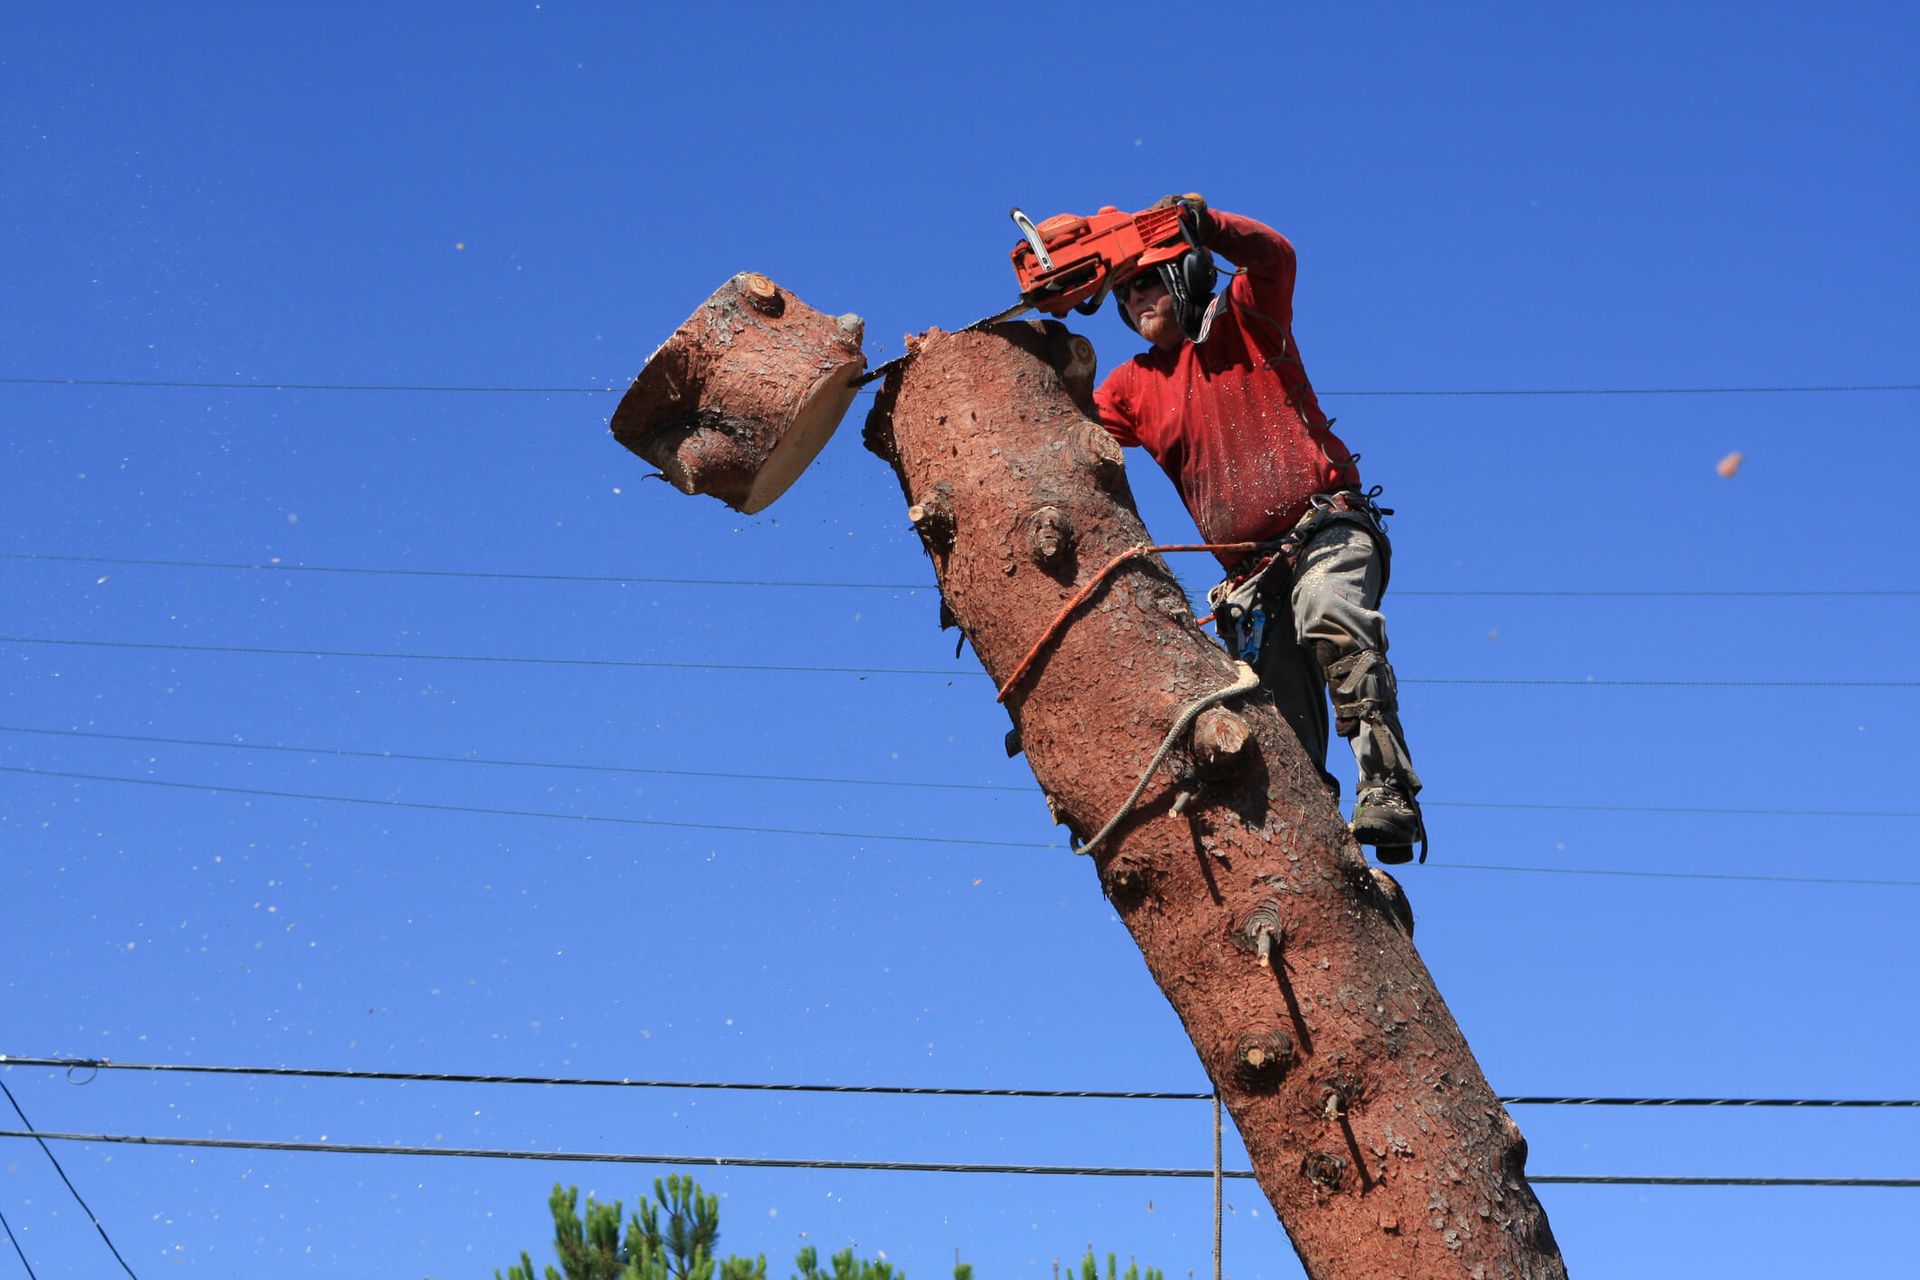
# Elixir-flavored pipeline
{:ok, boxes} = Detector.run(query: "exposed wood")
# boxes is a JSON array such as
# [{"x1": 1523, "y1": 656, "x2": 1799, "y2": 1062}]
[
  {"x1": 863, "y1": 320, "x2": 1567, "y2": 1280},
  {"x1": 611, "y1": 272, "x2": 866, "y2": 513}
]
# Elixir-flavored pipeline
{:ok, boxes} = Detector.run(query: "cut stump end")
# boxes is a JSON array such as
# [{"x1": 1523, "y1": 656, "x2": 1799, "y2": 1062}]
[{"x1": 611, "y1": 272, "x2": 866, "y2": 513}]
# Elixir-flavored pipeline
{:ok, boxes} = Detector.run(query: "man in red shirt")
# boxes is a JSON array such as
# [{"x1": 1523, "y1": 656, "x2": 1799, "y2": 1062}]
[{"x1": 1093, "y1": 196, "x2": 1424, "y2": 862}]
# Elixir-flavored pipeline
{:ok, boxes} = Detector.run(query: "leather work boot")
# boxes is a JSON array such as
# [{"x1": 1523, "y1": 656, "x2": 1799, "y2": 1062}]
[{"x1": 1351, "y1": 784, "x2": 1421, "y2": 864}]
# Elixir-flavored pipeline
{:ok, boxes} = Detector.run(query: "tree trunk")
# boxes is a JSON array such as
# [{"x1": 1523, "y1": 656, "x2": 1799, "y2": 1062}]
[
  {"x1": 862, "y1": 322, "x2": 1568, "y2": 1280},
  {"x1": 611, "y1": 272, "x2": 866, "y2": 513}
]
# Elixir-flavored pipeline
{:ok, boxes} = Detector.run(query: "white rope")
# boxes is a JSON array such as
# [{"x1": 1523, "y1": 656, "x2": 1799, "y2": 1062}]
[{"x1": 1077, "y1": 662, "x2": 1259, "y2": 857}]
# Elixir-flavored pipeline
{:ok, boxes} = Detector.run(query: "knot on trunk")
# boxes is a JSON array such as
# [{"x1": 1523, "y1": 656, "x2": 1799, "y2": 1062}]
[
  {"x1": 1234, "y1": 899, "x2": 1285, "y2": 968},
  {"x1": 739, "y1": 272, "x2": 786, "y2": 316},
  {"x1": 1070, "y1": 420, "x2": 1127, "y2": 493},
  {"x1": 1233, "y1": 1028, "x2": 1295, "y2": 1089},
  {"x1": 1191, "y1": 707, "x2": 1253, "y2": 780},
  {"x1": 1026, "y1": 505, "x2": 1075, "y2": 574},
  {"x1": 1369, "y1": 867, "x2": 1415, "y2": 938},
  {"x1": 1100, "y1": 859, "x2": 1152, "y2": 911},
  {"x1": 908, "y1": 486, "x2": 956, "y2": 554},
  {"x1": 1302, "y1": 1151, "x2": 1347, "y2": 1190}
]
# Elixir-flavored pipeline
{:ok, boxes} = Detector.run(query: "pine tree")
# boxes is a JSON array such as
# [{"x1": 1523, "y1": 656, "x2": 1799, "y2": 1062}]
[
  {"x1": 494, "y1": 1175, "x2": 1153, "y2": 1280},
  {"x1": 495, "y1": 1175, "x2": 767, "y2": 1280}
]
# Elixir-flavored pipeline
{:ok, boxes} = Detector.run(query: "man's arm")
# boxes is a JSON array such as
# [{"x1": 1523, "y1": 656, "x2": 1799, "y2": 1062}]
[
  {"x1": 1093, "y1": 367, "x2": 1140, "y2": 448},
  {"x1": 1203, "y1": 208, "x2": 1298, "y2": 330},
  {"x1": 1152, "y1": 193, "x2": 1297, "y2": 292}
]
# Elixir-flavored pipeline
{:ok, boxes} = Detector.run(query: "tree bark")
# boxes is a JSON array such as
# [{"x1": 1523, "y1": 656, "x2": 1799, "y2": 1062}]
[
  {"x1": 611, "y1": 272, "x2": 866, "y2": 513},
  {"x1": 862, "y1": 322, "x2": 1569, "y2": 1280}
]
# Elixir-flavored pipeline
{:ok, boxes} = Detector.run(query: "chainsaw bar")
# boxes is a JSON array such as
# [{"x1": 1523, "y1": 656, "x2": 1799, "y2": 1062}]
[{"x1": 849, "y1": 296, "x2": 1036, "y2": 389}]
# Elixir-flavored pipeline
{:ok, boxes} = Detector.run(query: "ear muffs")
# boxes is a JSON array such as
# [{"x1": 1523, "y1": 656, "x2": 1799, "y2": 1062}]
[
  {"x1": 1175, "y1": 245, "x2": 1218, "y2": 304},
  {"x1": 1164, "y1": 247, "x2": 1221, "y2": 343}
]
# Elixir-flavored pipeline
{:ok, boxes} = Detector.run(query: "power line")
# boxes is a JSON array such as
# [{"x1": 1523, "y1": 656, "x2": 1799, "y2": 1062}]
[
  {"x1": 0, "y1": 1206, "x2": 36, "y2": 1280},
  {"x1": 7, "y1": 723, "x2": 1910, "y2": 820},
  {"x1": 1330, "y1": 384, "x2": 1920, "y2": 399},
  {"x1": 0, "y1": 634, "x2": 962, "y2": 678},
  {"x1": 6, "y1": 765, "x2": 1916, "y2": 887},
  {"x1": 2, "y1": 1129, "x2": 1913, "y2": 1188},
  {"x1": 0, "y1": 766, "x2": 1059, "y2": 851},
  {"x1": 6, "y1": 634, "x2": 1917, "y2": 688},
  {"x1": 6, "y1": 1056, "x2": 1916, "y2": 1110},
  {"x1": 0, "y1": 1057, "x2": 1207, "y2": 1102},
  {"x1": 1431, "y1": 862, "x2": 1920, "y2": 888},
  {"x1": 0, "y1": 552, "x2": 934, "y2": 593},
  {"x1": 1500, "y1": 1095, "x2": 1920, "y2": 1109},
  {"x1": 1525, "y1": 1175, "x2": 1920, "y2": 1188},
  {"x1": 0, "y1": 724, "x2": 1030, "y2": 796},
  {"x1": 6, "y1": 551, "x2": 1917, "y2": 600},
  {"x1": 0, "y1": 1083, "x2": 139, "y2": 1279},
  {"x1": 1429, "y1": 798, "x2": 1919, "y2": 820},
  {"x1": 4, "y1": 374, "x2": 1917, "y2": 398},
  {"x1": 0, "y1": 375, "x2": 610, "y2": 395}
]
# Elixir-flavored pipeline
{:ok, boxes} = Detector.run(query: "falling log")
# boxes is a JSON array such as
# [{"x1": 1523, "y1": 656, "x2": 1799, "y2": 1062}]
[
  {"x1": 611, "y1": 272, "x2": 866, "y2": 513},
  {"x1": 864, "y1": 321, "x2": 1567, "y2": 1280}
]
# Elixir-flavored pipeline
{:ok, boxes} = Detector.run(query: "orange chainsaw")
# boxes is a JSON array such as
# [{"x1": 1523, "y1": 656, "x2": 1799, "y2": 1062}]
[{"x1": 853, "y1": 202, "x2": 1194, "y2": 386}]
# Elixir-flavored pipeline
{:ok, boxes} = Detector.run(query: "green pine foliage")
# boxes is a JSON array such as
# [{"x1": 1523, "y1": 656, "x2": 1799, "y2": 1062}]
[
  {"x1": 494, "y1": 1176, "x2": 767, "y2": 1280},
  {"x1": 494, "y1": 1175, "x2": 1157, "y2": 1280},
  {"x1": 1068, "y1": 1250, "x2": 1162, "y2": 1280}
]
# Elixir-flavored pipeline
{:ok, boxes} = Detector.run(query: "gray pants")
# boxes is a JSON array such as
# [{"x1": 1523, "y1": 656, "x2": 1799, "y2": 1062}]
[{"x1": 1211, "y1": 518, "x2": 1421, "y2": 800}]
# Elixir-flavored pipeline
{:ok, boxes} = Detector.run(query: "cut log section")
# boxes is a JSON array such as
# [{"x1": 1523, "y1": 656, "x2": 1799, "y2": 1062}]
[
  {"x1": 863, "y1": 320, "x2": 1568, "y2": 1280},
  {"x1": 611, "y1": 272, "x2": 866, "y2": 513}
]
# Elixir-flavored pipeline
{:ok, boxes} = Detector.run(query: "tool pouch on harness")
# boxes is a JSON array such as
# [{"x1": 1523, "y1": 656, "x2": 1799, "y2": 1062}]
[
  {"x1": 1205, "y1": 488, "x2": 1394, "y2": 668},
  {"x1": 1207, "y1": 563, "x2": 1279, "y2": 667}
]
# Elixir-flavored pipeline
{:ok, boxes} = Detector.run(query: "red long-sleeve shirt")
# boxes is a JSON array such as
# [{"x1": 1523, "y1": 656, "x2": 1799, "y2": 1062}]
[{"x1": 1093, "y1": 210, "x2": 1359, "y2": 567}]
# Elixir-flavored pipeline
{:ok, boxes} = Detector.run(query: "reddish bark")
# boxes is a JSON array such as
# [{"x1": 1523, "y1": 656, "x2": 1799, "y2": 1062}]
[
  {"x1": 863, "y1": 322, "x2": 1568, "y2": 1280},
  {"x1": 611, "y1": 272, "x2": 866, "y2": 513}
]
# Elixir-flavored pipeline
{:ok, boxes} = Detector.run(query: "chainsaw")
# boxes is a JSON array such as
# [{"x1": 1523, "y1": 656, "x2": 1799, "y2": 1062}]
[{"x1": 852, "y1": 202, "x2": 1194, "y2": 387}]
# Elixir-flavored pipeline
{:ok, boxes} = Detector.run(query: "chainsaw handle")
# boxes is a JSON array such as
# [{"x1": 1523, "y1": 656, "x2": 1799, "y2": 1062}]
[{"x1": 1175, "y1": 198, "x2": 1206, "y2": 250}]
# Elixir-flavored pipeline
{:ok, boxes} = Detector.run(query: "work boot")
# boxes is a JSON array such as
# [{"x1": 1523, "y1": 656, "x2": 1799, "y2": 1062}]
[{"x1": 1351, "y1": 784, "x2": 1421, "y2": 864}]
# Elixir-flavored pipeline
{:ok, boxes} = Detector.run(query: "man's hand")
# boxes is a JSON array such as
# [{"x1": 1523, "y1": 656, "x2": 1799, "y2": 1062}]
[{"x1": 1153, "y1": 192, "x2": 1213, "y2": 240}]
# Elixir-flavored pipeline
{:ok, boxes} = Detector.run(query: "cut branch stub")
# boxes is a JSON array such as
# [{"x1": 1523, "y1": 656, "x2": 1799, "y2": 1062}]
[
  {"x1": 1191, "y1": 706, "x2": 1253, "y2": 779},
  {"x1": 611, "y1": 272, "x2": 866, "y2": 513}
]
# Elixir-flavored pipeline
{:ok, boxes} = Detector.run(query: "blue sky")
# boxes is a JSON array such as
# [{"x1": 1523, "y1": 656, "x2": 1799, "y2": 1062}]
[{"x1": 3, "y1": 3, "x2": 1917, "y2": 1277}]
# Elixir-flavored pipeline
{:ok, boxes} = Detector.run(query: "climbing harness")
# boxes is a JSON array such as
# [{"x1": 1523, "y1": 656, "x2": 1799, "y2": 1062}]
[{"x1": 1207, "y1": 487, "x2": 1394, "y2": 668}]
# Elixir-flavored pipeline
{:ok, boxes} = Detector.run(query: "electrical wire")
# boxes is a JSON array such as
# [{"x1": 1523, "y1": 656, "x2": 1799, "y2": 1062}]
[
  {"x1": 2, "y1": 724, "x2": 1914, "y2": 821},
  {"x1": 1, "y1": 1129, "x2": 1913, "y2": 1187},
  {"x1": 0, "y1": 1083, "x2": 138, "y2": 1279},
  {"x1": 1428, "y1": 862, "x2": 1920, "y2": 888},
  {"x1": 0, "y1": 1206, "x2": 36, "y2": 1280},
  {"x1": 0, "y1": 375, "x2": 610, "y2": 395},
  {"x1": 4, "y1": 374, "x2": 1917, "y2": 398},
  {"x1": 5, "y1": 1056, "x2": 1915, "y2": 1110},
  {"x1": 0, "y1": 724, "x2": 1030, "y2": 796},
  {"x1": 0, "y1": 765, "x2": 1059, "y2": 851},
  {"x1": 6, "y1": 551, "x2": 1917, "y2": 599},
  {"x1": 0, "y1": 1056, "x2": 1211, "y2": 1100},
  {"x1": 5, "y1": 765, "x2": 1916, "y2": 887},
  {"x1": 0, "y1": 552, "x2": 933, "y2": 593},
  {"x1": 5, "y1": 634, "x2": 1917, "y2": 688},
  {"x1": 0, "y1": 634, "x2": 964, "y2": 678}
]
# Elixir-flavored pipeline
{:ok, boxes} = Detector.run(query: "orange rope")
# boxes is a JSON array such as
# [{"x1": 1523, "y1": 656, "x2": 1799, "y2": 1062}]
[{"x1": 994, "y1": 542, "x2": 1259, "y2": 703}]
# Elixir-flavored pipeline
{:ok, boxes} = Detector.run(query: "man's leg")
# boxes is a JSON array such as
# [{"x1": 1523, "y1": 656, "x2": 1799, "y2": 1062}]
[
  {"x1": 1290, "y1": 520, "x2": 1424, "y2": 859},
  {"x1": 1214, "y1": 567, "x2": 1337, "y2": 796},
  {"x1": 1253, "y1": 582, "x2": 1339, "y2": 798}
]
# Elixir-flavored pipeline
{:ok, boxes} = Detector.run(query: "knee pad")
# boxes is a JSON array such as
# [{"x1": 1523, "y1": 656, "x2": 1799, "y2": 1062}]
[{"x1": 1322, "y1": 647, "x2": 1397, "y2": 739}]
